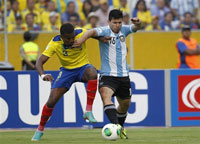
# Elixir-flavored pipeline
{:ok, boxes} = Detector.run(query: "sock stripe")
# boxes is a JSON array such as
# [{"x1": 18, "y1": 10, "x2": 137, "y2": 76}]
[
  {"x1": 117, "y1": 112, "x2": 127, "y2": 118},
  {"x1": 104, "y1": 104, "x2": 116, "y2": 111}
]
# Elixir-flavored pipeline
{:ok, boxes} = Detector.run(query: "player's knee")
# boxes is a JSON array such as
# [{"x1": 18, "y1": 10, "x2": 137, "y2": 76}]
[
  {"x1": 88, "y1": 72, "x2": 97, "y2": 80},
  {"x1": 46, "y1": 101, "x2": 55, "y2": 108}
]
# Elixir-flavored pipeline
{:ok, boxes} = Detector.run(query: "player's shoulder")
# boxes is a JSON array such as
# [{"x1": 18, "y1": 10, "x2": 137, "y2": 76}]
[
  {"x1": 49, "y1": 35, "x2": 63, "y2": 46},
  {"x1": 96, "y1": 25, "x2": 110, "y2": 30},
  {"x1": 95, "y1": 26, "x2": 110, "y2": 34},
  {"x1": 52, "y1": 35, "x2": 62, "y2": 42},
  {"x1": 75, "y1": 27, "x2": 86, "y2": 36}
]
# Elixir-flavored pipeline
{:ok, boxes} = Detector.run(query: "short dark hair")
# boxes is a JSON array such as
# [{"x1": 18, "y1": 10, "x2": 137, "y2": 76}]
[
  {"x1": 108, "y1": 9, "x2": 123, "y2": 21},
  {"x1": 60, "y1": 23, "x2": 74, "y2": 35},
  {"x1": 24, "y1": 31, "x2": 32, "y2": 41}
]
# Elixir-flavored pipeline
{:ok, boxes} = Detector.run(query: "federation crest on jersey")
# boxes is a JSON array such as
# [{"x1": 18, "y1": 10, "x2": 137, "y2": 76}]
[{"x1": 119, "y1": 35, "x2": 125, "y2": 42}]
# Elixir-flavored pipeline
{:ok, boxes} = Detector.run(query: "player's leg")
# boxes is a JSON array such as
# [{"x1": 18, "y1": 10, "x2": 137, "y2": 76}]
[
  {"x1": 80, "y1": 65, "x2": 98, "y2": 123},
  {"x1": 32, "y1": 67, "x2": 75, "y2": 141},
  {"x1": 99, "y1": 76, "x2": 119, "y2": 124},
  {"x1": 32, "y1": 87, "x2": 68, "y2": 141},
  {"x1": 115, "y1": 76, "x2": 131, "y2": 139},
  {"x1": 116, "y1": 98, "x2": 130, "y2": 139},
  {"x1": 116, "y1": 98, "x2": 130, "y2": 127}
]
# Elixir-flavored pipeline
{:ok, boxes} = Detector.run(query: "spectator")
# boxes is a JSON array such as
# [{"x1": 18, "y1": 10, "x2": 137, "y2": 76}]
[
  {"x1": 160, "y1": 11, "x2": 179, "y2": 31},
  {"x1": 118, "y1": 0, "x2": 130, "y2": 13},
  {"x1": 68, "y1": 13, "x2": 79, "y2": 27},
  {"x1": 0, "y1": 5, "x2": 3, "y2": 31},
  {"x1": 52, "y1": 0, "x2": 67, "y2": 14},
  {"x1": 7, "y1": 1, "x2": 21, "y2": 25},
  {"x1": 8, "y1": 14, "x2": 24, "y2": 32},
  {"x1": 122, "y1": 11, "x2": 130, "y2": 25},
  {"x1": 80, "y1": 0, "x2": 93, "y2": 26},
  {"x1": 35, "y1": 0, "x2": 47, "y2": 14},
  {"x1": 61, "y1": 1, "x2": 80, "y2": 25},
  {"x1": 176, "y1": 25, "x2": 200, "y2": 69},
  {"x1": 179, "y1": 12, "x2": 198, "y2": 30},
  {"x1": 84, "y1": 12, "x2": 99, "y2": 29},
  {"x1": 22, "y1": 0, "x2": 41, "y2": 25},
  {"x1": 18, "y1": 0, "x2": 27, "y2": 12},
  {"x1": 150, "y1": 0, "x2": 170, "y2": 23},
  {"x1": 95, "y1": 0, "x2": 111, "y2": 26},
  {"x1": 130, "y1": 0, "x2": 156, "y2": 11},
  {"x1": 197, "y1": 0, "x2": 200, "y2": 27},
  {"x1": 41, "y1": 1, "x2": 61, "y2": 27},
  {"x1": 6, "y1": 1, "x2": 12, "y2": 17},
  {"x1": 132, "y1": 0, "x2": 152, "y2": 29},
  {"x1": 170, "y1": 0, "x2": 199, "y2": 21},
  {"x1": 145, "y1": 15, "x2": 161, "y2": 31},
  {"x1": 90, "y1": 0, "x2": 100, "y2": 11},
  {"x1": 52, "y1": 0, "x2": 79, "y2": 14},
  {"x1": 82, "y1": 0, "x2": 93, "y2": 18},
  {"x1": 43, "y1": 11, "x2": 60, "y2": 32},
  {"x1": 20, "y1": 31, "x2": 40, "y2": 70},
  {"x1": 22, "y1": 13, "x2": 41, "y2": 31}
]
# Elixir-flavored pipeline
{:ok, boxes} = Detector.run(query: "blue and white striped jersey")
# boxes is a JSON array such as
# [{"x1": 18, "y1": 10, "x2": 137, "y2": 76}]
[{"x1": 95, "y1": 24, "x2": 135, "y2": 77}]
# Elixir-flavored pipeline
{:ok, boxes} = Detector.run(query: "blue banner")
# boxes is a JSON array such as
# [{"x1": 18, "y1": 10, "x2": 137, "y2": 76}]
[
  {"x1": 171, "y1": 70, "x2": 200, "y2": 126},
  {"x1": 0, "y1": 70, "x2": 165, "y2": 128}
]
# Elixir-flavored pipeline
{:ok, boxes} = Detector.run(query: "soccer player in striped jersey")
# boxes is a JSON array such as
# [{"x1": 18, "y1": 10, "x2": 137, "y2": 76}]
[
  {"x1": 73, "y1": 9, "x2": 142, "y2": 139},
  {"x1": 32, "y1": 23, "x2": 102, "y2": 141}
]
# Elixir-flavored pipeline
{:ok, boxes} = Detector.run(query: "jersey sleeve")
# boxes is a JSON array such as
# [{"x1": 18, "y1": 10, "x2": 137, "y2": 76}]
[
  {"x1": 177, "y1": 41, "x2": 187, "y2": 54},
  {"x1": 42, "y1": 40, "x2": 56, "y2": 57},
  {"x1": 121, "y1": 24, "x2": 134, "y2": 36},
  {"x1": 75, "y1": 28, "x2": 86, "y2": 39},
  {"x1": 95, "y1": 26, "x2": 109, "y2": 37}
]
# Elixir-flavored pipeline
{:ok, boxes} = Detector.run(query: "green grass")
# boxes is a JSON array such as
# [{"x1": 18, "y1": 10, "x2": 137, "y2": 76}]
[{"x1": 0, "y1": 127, "x2": 200, "y2": 144}]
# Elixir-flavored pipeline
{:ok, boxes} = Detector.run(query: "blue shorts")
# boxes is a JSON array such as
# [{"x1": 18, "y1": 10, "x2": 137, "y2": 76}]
[{"x1": 52, "y1": 64, "x2": 94, "y2": 89}]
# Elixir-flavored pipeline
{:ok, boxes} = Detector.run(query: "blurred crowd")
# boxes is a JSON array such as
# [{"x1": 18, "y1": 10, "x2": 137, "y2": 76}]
[{"x1": 0, "y1": 0, "x2": 200, "y2": 32}]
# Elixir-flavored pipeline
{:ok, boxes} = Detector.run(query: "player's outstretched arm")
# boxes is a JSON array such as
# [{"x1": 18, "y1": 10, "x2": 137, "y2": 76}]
[
  {"x1": 36, "y1": 54, "x2": 54, "y2": 82},
  {"x1": 92, "y1": 36, "x2": 112, "y2": 43},
  {"x1": 131, "y1": 18, "x2": 142, "y2": 31},
  {"x1": 73, "y1": 29, "x2": 98, "y2": 47}
]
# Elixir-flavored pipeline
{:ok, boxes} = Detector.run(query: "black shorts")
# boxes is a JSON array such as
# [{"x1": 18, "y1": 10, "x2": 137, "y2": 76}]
[{"x1": 99, "y1": 75, "x2": 131, "y2": 99}]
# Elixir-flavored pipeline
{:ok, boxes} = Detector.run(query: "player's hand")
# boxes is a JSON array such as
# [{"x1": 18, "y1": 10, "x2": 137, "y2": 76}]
[
  {"x1": 131, "y1": 18, "x2": 140, "y2": 24},
  {"x1": 131, "y1": 18, "x2": 142, "y2": 29},
  {"x1": 72, "y1": 39, "x2": 83, "y2": 48},
  {"x1": 41, "y1": 74, "x2": 54, "y2": 82},
  {"x1": 99, "y1": 36, "x2": 112, "y2": 43},
  {"x1": 131, "y1": 18, "x2": 142, "y2": 27}
]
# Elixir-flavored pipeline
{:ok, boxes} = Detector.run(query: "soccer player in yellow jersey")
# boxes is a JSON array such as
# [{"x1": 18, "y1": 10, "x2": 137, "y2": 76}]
[{"x1": 32, "y1": 23, "x2": 98, "y2": 141}]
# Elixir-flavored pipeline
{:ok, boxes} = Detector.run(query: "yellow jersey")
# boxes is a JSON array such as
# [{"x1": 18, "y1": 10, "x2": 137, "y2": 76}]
[{"x1": 43, "y1": 28, "x2": 89, "y2": 69}]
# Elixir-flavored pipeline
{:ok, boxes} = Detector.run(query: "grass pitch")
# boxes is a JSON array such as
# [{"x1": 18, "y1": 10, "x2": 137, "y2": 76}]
[{"x1": 0, "y1": 127, "x2": 200, "y2": 144}]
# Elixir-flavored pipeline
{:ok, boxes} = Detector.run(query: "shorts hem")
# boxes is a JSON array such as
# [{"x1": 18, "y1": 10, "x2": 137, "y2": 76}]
[{"x1": 99, "y1": 85, "x2": 116, "y2": 93}]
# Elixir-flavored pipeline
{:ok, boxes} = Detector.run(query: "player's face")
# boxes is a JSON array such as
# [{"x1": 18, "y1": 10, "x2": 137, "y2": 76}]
[
  {"x1": 61, "y1": 32, "x2": 75, "y2": 47},
  {"x1": 109, "y1": 18, "x2": 122, "y2": 33},
  {"x1": 182, "y1": 30, "x2": 191, "y2": 39}
]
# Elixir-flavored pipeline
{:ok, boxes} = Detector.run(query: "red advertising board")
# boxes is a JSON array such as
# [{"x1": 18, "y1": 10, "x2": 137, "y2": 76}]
[{"x1": 178, "y1": 75, "x2": 200, "y2": 120}]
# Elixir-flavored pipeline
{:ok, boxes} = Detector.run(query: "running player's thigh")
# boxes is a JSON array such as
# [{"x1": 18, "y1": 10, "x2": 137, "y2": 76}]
[
  {"x1": 81, "y1": 66, "x2": 97, "y2": 82},
  {"x1": 47, "y1": 87, "x2": 68, "y2": 107},
  {"x1": 99, "y1": 86, "x2": 114, "y2": 105}
]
